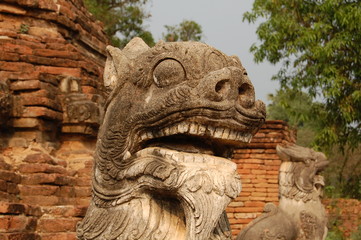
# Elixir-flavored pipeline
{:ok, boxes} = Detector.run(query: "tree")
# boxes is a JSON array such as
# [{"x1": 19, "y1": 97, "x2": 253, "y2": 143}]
[
  {"x1": 267, "y1": 89, "x2": 324, "y2": 147},
  {"x1": 244, "y1": 0, "x2": 361, "y2": 151},
  {"x1": 84, "y1": 0, "x2": 154, "y2": 47},
  {"x1": 163, "y1": 20, "x2": 203, "y2": 42}
]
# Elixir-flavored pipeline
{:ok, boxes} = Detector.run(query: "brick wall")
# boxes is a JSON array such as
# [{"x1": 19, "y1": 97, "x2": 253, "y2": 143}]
[
  {"x1": 0, "y1": 0, "x2": 108, "y2": 146},
  {"x1": 227, "y1": 120, "x2": 296, "y2": 237},
  {"x1": 0, "y1": 141, "x2": 93, "y2": 240}
]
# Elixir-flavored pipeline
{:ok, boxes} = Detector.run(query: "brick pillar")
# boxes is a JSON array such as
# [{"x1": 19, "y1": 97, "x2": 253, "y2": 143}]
[{"x1": 227, "y1": 120, "x2": 295, "y2": 237}]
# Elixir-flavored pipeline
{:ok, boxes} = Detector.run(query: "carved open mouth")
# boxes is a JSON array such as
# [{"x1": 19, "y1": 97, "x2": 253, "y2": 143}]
[{"x1": 138, "y1": 120, "x2": 254, "y2": 159}]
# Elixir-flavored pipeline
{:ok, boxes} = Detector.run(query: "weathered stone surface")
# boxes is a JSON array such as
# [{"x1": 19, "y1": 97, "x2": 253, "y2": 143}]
[
  {"x1": 77, "y1": 38, "x2": 266, "y2": 240},
  {"x1": 59, "y1": 76, "x2": 104, "y2": 136},
  {"x1": 237, "y1": 144, "x2": 329, "y2": 240}
]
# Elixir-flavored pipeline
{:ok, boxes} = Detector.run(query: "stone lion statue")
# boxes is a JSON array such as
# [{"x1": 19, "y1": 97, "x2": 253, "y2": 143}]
[{"x1": 77, "y1": 38, "x2": 266, "y2": 240}]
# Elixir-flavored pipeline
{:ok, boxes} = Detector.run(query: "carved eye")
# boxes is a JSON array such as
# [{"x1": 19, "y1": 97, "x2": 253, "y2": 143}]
[{"x1": 153, "y1": 59, "x2": 185, "y2": 88}]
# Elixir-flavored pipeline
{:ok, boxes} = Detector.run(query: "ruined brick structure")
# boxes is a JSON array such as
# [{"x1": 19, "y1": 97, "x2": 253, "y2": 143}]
[
  {"x1": 0, "y1": 0, "x2": 108, "y2": 146},
  {"x1": 0, "y1": 0, "x2": 106, "y2": 239}
]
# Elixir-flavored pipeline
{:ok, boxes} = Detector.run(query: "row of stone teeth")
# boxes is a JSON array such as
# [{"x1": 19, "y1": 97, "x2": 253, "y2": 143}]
[
  {"x1": 135, "y1": 147, "x2": 236, "y2": 169},
  {"x1": 139, "y1": 122, "x2": 253, "y2": 143}
]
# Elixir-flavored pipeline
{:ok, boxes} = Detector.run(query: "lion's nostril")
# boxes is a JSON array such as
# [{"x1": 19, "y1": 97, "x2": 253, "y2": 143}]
[
  {"x1": 238, "y1": 83, "x2": 255, "y2": 108},
  {"x1": 215, "y1": 79, "x2": 230, "y2": 96},
  {"x1": 238, "y1": 83, "x2": 251, "y2": 96}
]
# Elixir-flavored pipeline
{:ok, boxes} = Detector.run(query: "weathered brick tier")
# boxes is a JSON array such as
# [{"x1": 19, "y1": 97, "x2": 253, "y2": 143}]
[{"x1": 0, "y1": 0, "x2": 108, "y2": 146}]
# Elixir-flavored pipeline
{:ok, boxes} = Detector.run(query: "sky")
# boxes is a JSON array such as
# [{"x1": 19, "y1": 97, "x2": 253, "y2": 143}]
[{"x1": 145, "y1": 0, "x2": 281, "y2": 104}]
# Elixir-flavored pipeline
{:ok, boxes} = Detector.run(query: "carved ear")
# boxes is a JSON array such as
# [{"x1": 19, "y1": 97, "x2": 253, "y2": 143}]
[
  {"x1": 277, "y1": 144, "x2": 316, "y2": 162},
  {"x1": 104, "y1": 38, "x2": 150, "y2": 90},
  {"x1": 122, "y1": 37, "x2": 150, "y2": 59},
  {"x1": 104, "y1": 46, "x2": 129, "y2": 90}
]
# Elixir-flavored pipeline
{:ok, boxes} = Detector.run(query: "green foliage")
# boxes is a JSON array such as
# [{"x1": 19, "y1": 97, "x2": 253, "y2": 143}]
[
  {"x1": 84, "y1": 0, "x2": 154, "y2": 47},
  {"x1": 163, "y1": 20, "x2": 203, "y2": 42},
  {"x1": 19, "y1": 24, "x2": 29, "y2": 34},
  {"x1": 267, "y1": 89, "x2": 324, "y2": 146},
  {"x1": 324, "y1": 146, "x2": 361, "y2": 199},
  {"x1": 326, "y1": 231, "x2": 344, "y2": 240},
  {"x1": 244, "y1": 0, "x2": 361, "y2": 151}
]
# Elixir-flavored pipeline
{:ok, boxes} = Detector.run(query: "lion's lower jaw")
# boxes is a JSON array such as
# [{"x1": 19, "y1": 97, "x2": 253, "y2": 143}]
[{"x1": 77, "y1": 148, "x2": 241, "y2": 240}]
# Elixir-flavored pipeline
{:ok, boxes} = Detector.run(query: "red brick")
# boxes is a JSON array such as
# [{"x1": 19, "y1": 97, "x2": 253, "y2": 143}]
[
  {"x1": 242, "y1": 164, "x2": 260, "y2": 169},
  {"x1": 0, "y1": 70, "x2": 40, "y2": 81},
  {"x1": 75, "y1": 198, "x2": 90, "y2": 206},
  {"x1": 40, "y1": 233, "x2": 77, "y2": 240},
  {"x1": 0, "y1": 52, "x2": 20, "y2": 61},
  {"x1": 6, "y1": 182, "x2": 19, "y2": 194},
  {"x1": 250, "y1": 196, "x2": 266, "y2": 201},
  {"x1": 0, "y1": 216, "x2": 9, "y2": 232},
  {"x1": 244, "y1": 201, "x2": 265, "y2": 207},
  {"x1": 74, "y1": 177, "x2": 91, "y2": 187},
  {"x1": 6, "y1": 232, "x2": 40, "y2": 240},
  {"x1": 267, "y1": 188, "x2": 279, "y2": 193},
  {"x1": 233, "y1": 153, "x2": 250, "y2": 159},
  {"x1": 19, "y1": 185, "x2": 58, "y2": 196},
  {"x1": 251, "y1": 192, "x2": 267, "y2": 197},
  {"x1": 21, "y1": 173, "x2": 53, "y2": 185},
  {"x1": 33, "y1": 49, "x2": 79, "y2": 60},
  {"x1": 20, "y1": 196, "x2": 59, "y2": 206},
  {"x1": 0, "y1": 180, "x2": 7, "y2": 192},
  {"x1": 239, "y1": 159, "x2": 264, "y2": 164},
  {"x1": 57, "y1": 186, "x2": 75, "y2": 198},
  {"x1": 18, "y1": 163, "x2": 66, "y2": 174},
  {"x1": 21, "y1": 55, "x2": 79, "y2": 68},
  {"x1": 0, "y1": 215, "x2": 35, "y2": 232},
  {"x1": 37, "y1": 218, "x2": 80, "y2": 233},
  {"x1": 233, "y1": 149, "x2": 251, "y2": 154},
  {"x1": 0, "y1": 61, "x2": 34, "y2": 72},
  {"x1": 10, "y1": 80, "x2": 41, "y2": 91},
  {"x1": 81, "y1": 86, "x2": 97, "y2": 94},
  {"x1": 237, "y1": 169, "x2": 251, "y2": 174},
  {"x1": 22, "y1": 106, "x2": 63, "y2": 120},
  {"x1": 267, "y1": 179, "x2": 278, "y2": 184},
  {"x1": 36, "y1": 66, "x2": 81, "y2": 78},
  {"x1": 0, "y1": 170, "x2": 21, "y2": 183},
  {"x1": 20, "y1": 96, "x2": 62, "y2": 111},
  {"x1": 23, "y1": 153, "x2": 56, "y2": 165},
  {"x1": 0, "y1": 42, "x2": 33, "y2": 55},
  {"x1": 251, "y1": 178, "x2": 267, "y2": 184},
  {"x1": 74, "y1": 186, "x2": 91, "y2": 198}
]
